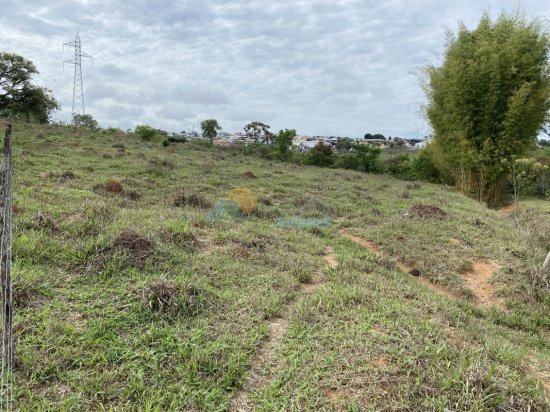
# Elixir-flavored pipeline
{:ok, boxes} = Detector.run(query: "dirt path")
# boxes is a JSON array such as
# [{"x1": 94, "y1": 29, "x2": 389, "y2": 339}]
[
  {"x1": 340, "y1": 229, "x2": 456, "y2": 299},
  {"x1": 460, "y1": 260, "x2": 502, "y2": 308},
  {"x1": 229, "y1": 246, "x2": 338, "y2": 411},
  {"x1": 339, "y1": 229, "x2": 505, "y2": 308},
  {"x1": 230, "y1": 318, "x2": 290, "y2": 411}
]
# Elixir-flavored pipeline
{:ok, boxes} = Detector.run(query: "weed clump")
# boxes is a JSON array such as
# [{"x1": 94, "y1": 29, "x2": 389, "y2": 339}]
[
  {"x1": 108, "y1": 230, "x2": 154, "y2": 269},
  {"x1": 25, "y1": 213, "x2": 58, "y2": 232},
  {"x1": 61, "y1": 171, "x2": 76, "y2": 180},
  {"x1": 407, "y1": 204, "x2": 447, "y2": 219},
  {"x1": 141, "y1": 280, "x2": 214, "y2": 318},
  {"x1": 227, "y1": 188, "x2": 258, "y2": 215},
  {"x1": 173, "y1": 189, "x2": 212, "y2": 209},
  {"x1": 105, "y1": 179, "x2": 123, "y2": 193}
]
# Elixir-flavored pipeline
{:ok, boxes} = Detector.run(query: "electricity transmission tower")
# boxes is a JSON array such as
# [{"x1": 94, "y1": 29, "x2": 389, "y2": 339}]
[{"x1": 64, "y1": 33, "x2": 92, "y2": 120}]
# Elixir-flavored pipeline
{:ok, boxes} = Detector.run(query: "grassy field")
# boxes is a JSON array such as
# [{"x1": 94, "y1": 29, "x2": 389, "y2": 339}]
[{"x1": 9, "y1": 123, "x2": 550, "y2": 411}]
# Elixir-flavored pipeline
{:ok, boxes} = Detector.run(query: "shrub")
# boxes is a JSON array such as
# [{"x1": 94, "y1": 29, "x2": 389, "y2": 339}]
[
  {"x1": 306, "y1": 143, "x2": 334, "y2": 167},
  {"x1": 135, "y1": 125, "x2": 159, "y2": 141}
]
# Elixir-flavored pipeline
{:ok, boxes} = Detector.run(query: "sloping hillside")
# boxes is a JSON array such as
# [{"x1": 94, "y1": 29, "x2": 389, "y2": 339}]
[{"x1": 12, "y1": 124, "x2": 550, "y2": 411}]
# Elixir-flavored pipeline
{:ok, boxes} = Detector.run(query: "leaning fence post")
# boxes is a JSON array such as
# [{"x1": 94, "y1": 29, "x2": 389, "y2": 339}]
[
  {"x1": 0, "y1": 123, "x2": 14, "y2": 412},
  {"x1": 542, "y1": 250, "x2": 550, "y2": 274}
]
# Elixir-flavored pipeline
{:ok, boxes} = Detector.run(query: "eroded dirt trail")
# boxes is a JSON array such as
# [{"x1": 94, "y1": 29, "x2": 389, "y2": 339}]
[
  {"x1": 460, "y1": 260, "x2": 502, "y2": 308},
  {"x1": 339, "y1": 229, "x2": 456, "y2": 299},
  {"x1": 230, "y1": 318, "x2": 290, "y2": 411},
  {"x1": 230, "y1": 246, "x2": 338, "y2": 411}
]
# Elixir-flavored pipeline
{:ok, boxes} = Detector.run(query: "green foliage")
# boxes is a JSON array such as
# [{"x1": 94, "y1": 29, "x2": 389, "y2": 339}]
[
  {"x1": 274, "y1": 129, "x2": 296, "y2": 160},
  {"x1": 423, "y1": 12, "x2": 550, "y2": 205},
  {"x1": 200, "y1": 119, "x2": 221, "y2": 144},
  {"x1": 364, "y1": 133, "x2": 386, "y2": 140},
  {"x1": 410, "y1": 147, "x2": 441, "y2": 182},
  {"x1": 167, "y1": 136, "x2": 187, "y2": 144},
  {"x1": 135, "y1": 125, "x2": 159, "y2": 141},
  {"x1": 335, "y1": 138, "x2": 353, "y2": 152},
  {"x1": 333, "y1": 153, "x2": 362, "y2": 170},
  {"x1": 351, "y1": 142, "x2": 382, "y2": 173},
  {"x1": 305, "y1": 142, "x2": 334, "y2": 167},
  {"x1": 504, "y1": 156, "x2": 547, "y2": 205},
  {"x1": 0, "y1": 52, "x2": 60, "y2": 123},
  {"x1": 244, "y1": 121, "x2": 274, "y2": 144},
  {"x1": 73, "y1": 114, "x2": 100, "y2": 131},
  {"x1": 383, "y1": 154, "x2": 412, "y2": 177}
]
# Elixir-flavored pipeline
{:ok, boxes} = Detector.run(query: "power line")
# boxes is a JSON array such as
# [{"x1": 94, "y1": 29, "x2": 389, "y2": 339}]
[
  {"x1": 90, "y1": 0, "x2": 178, "y2": 57},
  {"x1": 80, "y1": 0, "x2": 130, "y2": 40},
  {"x1": 98, "y1": 0, "x2": 242, "y2": 66}
]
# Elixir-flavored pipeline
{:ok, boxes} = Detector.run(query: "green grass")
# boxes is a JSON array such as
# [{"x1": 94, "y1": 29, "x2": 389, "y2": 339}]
[{"x1": 10, "y1": 123, "x2": 550, "y2": 411}]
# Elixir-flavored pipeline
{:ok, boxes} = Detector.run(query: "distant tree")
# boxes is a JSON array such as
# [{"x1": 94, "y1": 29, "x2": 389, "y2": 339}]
[
  {"x1": 135, "y1": 124, "x2": 158, "y2": 141},
  {"x1": 274, "y1": 129, "x2": 296, "y2": 159},
  {"x1": 73, "y1": 113, "x2": 99, "y2": 130},
  {"x1": 352, "y1": 142, "x2": 382, "y2": 173},
  {"x1": 244, "y1": 121, "x2": 274, "y2": 144},
  {"x1": 200, "y1": 119, "x2": 221, "y2": 144},
  {"x1": 423, "y1": 12, "x2": 550, "y2": 205},
  {"x1": 364, "y1": 133, "x2": 386, "y2": 140},
  {"x1": 306, "y1": 143, "x2": 334, "y2": 167},
  {"x1": 0, "y1": 52, "x2": 59, "y2": 123}
]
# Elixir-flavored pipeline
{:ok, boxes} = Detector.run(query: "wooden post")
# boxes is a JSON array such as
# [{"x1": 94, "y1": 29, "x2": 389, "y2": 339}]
[
  {"x1": 0, "y1": 123, "x2": 13, "y2": 412},
  {"x1": 542, "y1": 250, "x2": 550, "y2": 274}
]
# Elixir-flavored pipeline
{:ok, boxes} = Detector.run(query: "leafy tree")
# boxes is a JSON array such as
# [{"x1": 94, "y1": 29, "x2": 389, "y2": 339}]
[
  {"x1": 306, "y1": 143, "x2": 334, "y2": 167},
  {"x1": 0, "y1": 52, "x2": 59, "y2": 122},
  {"x1": 352, "y1": 142, "x2": 382, "y2": 173},
  {"x1": 135, "y1": 124, "x2": 158, "y2": 141},
  {"x1": 364, "y1": 133, "x2": 386, "y2": 140},
  {"x1": 423, "y1": 12, "x2": 550, "y2": 205},
  {"x1": 274, "y1": 129, "x2": 296, "y2": 159},
  {"x1": 200, "y1": 119, "x2": 221, "y2": 144},
  {"x1": 73, "y1": 113, "x2": 99, "y2": 130},
  {"x1": 244, "y1": 121, "x2": 274, "y2": 144}
]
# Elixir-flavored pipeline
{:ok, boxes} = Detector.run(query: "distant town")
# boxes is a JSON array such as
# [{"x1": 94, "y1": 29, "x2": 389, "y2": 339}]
[{"x1": 171, "y1": 130, "x2": 430, "y2": 152}]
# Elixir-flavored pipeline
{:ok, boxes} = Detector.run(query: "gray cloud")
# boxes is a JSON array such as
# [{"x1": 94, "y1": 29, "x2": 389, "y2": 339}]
[{"x1": 2, "y1": 0, "x2": 549, "y2": 137}]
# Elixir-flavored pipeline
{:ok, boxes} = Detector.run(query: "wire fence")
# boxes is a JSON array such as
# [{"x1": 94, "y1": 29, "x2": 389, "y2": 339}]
[{"x1": 0, "y1": 123, "x2": 14, "y2": 412}]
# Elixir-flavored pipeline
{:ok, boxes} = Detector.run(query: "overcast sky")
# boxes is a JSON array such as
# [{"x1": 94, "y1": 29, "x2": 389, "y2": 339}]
[{"x1": 2, "y1": 0, "x2": 549, "y2": 137}]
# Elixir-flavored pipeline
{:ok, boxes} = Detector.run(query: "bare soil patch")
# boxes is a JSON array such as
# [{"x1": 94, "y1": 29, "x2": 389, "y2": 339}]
[
  {"x1": 460, "y1": 260, "x2": 501, "y2": 308},
  {"x1": 322, "y1": 246, "x2": 338, "y2": 269},
  {"x1": 407, "y1": 204, "x2": 447, "y2": 219},
  {"x1": 340, "y1": 229, "x2": 383, "y2": 255},
  {"x1": 500, "y1": 203, "x2": 517, "y2": 214},
  {"x1": 105, "y1": 179, "x2": 123, "y2": 193}
]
